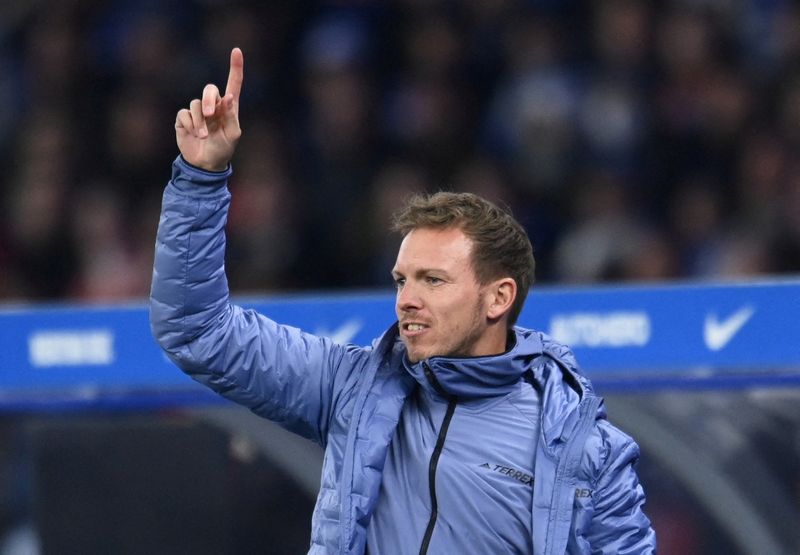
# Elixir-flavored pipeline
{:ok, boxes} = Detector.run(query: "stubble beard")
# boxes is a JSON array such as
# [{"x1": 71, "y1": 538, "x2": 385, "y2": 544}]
[{"x1": 405, "y1": 298, "x2": 486, "y2": 362}]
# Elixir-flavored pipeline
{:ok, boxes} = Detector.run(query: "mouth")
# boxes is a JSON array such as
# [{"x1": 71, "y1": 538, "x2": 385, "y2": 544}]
[{"x1": 401, "y1": 322, "x2": 429, "y2": 335}]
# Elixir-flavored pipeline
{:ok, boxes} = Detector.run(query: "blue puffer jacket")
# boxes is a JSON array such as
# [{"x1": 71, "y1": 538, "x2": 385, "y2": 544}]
[{"x1": 150, "y1": 157, "x2": 656, "y2": 554}]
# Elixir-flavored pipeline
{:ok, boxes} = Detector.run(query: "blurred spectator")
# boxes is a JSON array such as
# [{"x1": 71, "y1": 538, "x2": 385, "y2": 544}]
[
  {"x1": 668, "y1": 176, "x2": 726, "y2": 277},
  {"x1": 0, "y1": 0, "x2": 797, "y2": 304},
  {"x1": 483, "y1": 13, "x2": 578, "y2": 196},
  {"x1": 3, "y1": 111, "x2": 77, "y2": 299},
  {"x1": 226, "y1": 121, "x2": 300, "y2": 292},
  {"x1": 357, "y1": 160, "x2": 431, "y2": 285},
  {"x1": 553, "y1": 172, "x2": 651, "y2": 282},
  {"x1": 289, "y1": 12, "x2": 383, "y2": 288},
  {"x1": 67, "y1": 183, "x2": 150, "y2": 301}
]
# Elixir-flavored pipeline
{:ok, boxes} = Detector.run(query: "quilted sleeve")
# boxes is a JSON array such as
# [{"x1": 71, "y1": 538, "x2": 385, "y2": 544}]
[
  {"x1": 585, "y1": 422, "x2": 657, "y2": 554},
  {"x1": 149, "y1": 156, "x2": 361, "y2": 445}
]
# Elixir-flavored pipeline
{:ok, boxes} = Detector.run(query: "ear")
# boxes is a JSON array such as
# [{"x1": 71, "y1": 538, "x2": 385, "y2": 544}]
[{"x1": 485, "y1": 277, "x2": 517, "y2": 321}]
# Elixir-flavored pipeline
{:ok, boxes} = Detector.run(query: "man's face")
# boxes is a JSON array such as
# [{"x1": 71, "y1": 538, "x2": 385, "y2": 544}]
[{"x1": 392, "y1": 226, "x2": 494, "y2": 363}]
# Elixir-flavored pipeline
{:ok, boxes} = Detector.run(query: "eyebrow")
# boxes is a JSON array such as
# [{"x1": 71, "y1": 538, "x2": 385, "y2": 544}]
[{"x1": 392, "y1": 267, "x2": 450, "y2": 279}]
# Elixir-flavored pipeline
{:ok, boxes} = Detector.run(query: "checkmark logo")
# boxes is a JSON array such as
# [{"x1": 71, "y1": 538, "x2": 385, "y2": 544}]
[
  {"x1": 703, "y1": 306, "x2": 755, "y2": 351},
  {"x1": 315, "y1": 319, "x2": 363, "y2": 345}
]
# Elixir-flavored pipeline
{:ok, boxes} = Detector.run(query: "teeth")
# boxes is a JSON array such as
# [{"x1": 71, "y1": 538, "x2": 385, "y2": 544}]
[{"x1": 407, "y1": 324, "x2": 425, "y2": 331}]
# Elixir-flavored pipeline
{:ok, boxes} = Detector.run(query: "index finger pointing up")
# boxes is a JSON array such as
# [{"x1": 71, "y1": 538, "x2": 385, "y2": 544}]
[{"x1": 225, "y1": 47, "x2": 244, "y2": 101}]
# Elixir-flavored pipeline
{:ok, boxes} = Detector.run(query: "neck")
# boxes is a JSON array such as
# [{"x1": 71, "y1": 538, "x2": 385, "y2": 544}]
[{"x1": 470, "y1": 321, "x2": 511, "y2": 357}]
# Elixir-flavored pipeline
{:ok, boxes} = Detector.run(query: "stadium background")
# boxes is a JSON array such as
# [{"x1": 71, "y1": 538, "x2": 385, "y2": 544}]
[{"x1": 0, "y1": 0, "x2": 798, "y2": 553}]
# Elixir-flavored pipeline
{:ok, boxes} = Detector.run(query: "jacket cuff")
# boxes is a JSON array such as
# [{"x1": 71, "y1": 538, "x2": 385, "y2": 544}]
[{"x1": 169, "y1": 155, "x2": 233, "y2": 196}]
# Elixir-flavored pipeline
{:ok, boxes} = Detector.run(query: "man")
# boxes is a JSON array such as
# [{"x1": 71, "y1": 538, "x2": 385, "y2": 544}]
[{"x1": 150, "y1": 48, "x2": 656, "y2": 554}]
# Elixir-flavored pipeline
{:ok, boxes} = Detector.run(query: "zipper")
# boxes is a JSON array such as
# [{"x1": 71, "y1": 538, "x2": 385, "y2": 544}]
[{"x1": 419, "y1": 362, "x2": 457, "y2": 555}]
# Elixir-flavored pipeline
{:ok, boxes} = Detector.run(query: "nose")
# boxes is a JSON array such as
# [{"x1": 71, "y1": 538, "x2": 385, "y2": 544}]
[{"x1": 396, "y1": 281, "x2": 422, "y2": 313}]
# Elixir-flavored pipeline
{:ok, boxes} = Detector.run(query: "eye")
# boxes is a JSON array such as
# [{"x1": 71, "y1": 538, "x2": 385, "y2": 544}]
[
  {"x1": 393, "y1": 277, "x2": 406, "y2": 289},
  {"x1": 426, "y1": 276, "x2": 443, "y2": 286}
]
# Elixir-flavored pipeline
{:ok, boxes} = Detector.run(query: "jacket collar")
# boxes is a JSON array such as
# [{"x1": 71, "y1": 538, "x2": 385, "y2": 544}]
[{"x1": 401, "y1": 327, "x2": 545, "y2": 399}]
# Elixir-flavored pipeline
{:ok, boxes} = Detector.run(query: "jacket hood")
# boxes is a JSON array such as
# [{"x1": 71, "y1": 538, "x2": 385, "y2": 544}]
[
  {"x1": 530, "y1": 331, "x2": 605, "y2": 448},
  {"x1": 401, "y1": 327, "x2": 545, "y2": 399}
]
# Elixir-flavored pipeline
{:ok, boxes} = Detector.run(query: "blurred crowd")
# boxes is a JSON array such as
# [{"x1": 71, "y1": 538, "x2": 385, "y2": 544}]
[{"x1": 1, "y1": 0, "x2": 799, "y2": 303}]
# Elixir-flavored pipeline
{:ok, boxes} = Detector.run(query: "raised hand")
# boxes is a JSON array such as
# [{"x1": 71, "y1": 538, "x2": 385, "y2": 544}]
[{"x1": 175, "y1": 47, "x2": 244, "y2": 172}]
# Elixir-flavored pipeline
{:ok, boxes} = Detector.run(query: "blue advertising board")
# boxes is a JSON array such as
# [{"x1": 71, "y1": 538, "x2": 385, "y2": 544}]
[{"x1": 1, "y1": 279, "x2": 798, "y2": 410}]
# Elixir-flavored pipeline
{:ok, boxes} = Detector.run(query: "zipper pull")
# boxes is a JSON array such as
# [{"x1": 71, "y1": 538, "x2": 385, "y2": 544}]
[{"x1": 422, "y1": 362, "x2": 453, "y2": 401}]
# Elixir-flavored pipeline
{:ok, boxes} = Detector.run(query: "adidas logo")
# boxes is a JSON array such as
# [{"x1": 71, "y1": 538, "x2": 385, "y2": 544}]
[{"x1": 479, "y1": 463, "x2": 533, "y2": 487}]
